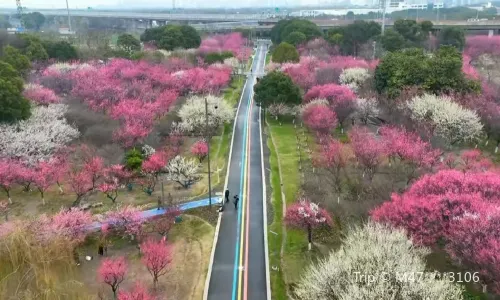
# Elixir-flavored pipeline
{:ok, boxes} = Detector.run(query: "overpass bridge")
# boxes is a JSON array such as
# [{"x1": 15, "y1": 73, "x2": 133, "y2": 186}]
[
  {"x1": 0, "y1": 8, "x2": 272, "y2": 22},
  {"x1": 196, "y1": 19, "x2": 500, "y2": 36}
]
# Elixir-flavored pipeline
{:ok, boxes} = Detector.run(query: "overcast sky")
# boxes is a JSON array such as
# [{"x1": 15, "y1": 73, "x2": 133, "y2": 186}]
[{"x1": 1, "y1": 0, "x2": 302, "y2": 9}]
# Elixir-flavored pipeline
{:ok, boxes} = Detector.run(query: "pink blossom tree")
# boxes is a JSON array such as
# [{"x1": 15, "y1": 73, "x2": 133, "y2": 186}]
[
  {"x1": 16, "y1": 164, "x2": 35, "y2": 192},
  {"x1": 99, "y1": 165, "x2": 132, "y2": 203},
  {"x1": 33, "y1": 160, "x2": 59, "y2": 205},
  {"x1": 51, "y1": 208, "x2": 93, "y2": 244},
  {"x1": 141, "y1": 151, "x2": 169, "y2": 195},
  {"x1": 141, "y1": 239, "x2": 172, "y2": 289},
  {"x1": 314, "y1": 139, "x2": 353, "y2": 194},
  {"x1": 67, "y1": 168, "x2": 94, "y2": 206},
  {"x1": 23, "y1": 84, "x2": 59, "y2": 105},
  {"x1": 190, "y1": 140, "x2": 209, "y2": 163},
  {"x1": 464, "y1": 36, "x2": 500, "y2": 61},
  {"x1": 348, "y1": 126, "x2": 386, "y2": 181},
  {"x1": 285, "y1": 198, "x2": 332, "y2": 250},
  {"x1": 98, "y1": 256, "x2": 128, "y2": 299},
  {"x1": 304, "y1": 84, "x2": 356, "y2": 132},
  {"x1": 118, "y1": 282, "x2": 155, "y2": 300},
  {"x1": 105, "y1": 205, "x2": 145, "y2": 241},
  {"x1": 154, "y1": 205, "x2": 181, "y2": 240},
  {"x1": 0, "y1": 159, "x2": 20, "y2": 204},
  {"x1": 301, "y1": 101, "x2": 338, "y2": 137}
]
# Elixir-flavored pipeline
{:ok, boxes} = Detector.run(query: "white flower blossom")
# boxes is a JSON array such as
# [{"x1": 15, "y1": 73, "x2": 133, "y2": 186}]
[
  {"x1": 223, "y1": 57, "x2": 240, "y2": 69},
  {"x1": 0, "y1": 104, "x2": 80, "y2": 164},
  {"x1": 177, "y1": 94, "x2": 234, "y2": 136},
  {"x1": 166, "y1": 155, "x2": 200, "y2": 189},
  {"x1": 354, "y1": 98, "x2": 379, "y2": 124},
  {"x1": 339, "y1": 68, "x2": 371, "y2": 92},
  {"x1": 407, "y1": 94, "x2": 483, "y2": 145},
  {"x1": 141, "y1": 145, "x2": 156, "y2": 158},
  {"x1": 294, "y1": 222, "x2": 464, "y2": 300}
]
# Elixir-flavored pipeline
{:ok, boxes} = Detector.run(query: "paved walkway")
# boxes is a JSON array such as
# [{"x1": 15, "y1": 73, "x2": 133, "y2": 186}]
[
  {"x1": 206, "y1": 42, "x2": 269, "y2": 300},
  {"x1": 89, "y1": 196, "x2": 222, "y2": 230}
]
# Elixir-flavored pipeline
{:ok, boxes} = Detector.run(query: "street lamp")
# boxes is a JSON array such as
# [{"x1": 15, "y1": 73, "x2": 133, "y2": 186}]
[{"x1": 205, "y1": 97, "x2": 218, "y2": 208}]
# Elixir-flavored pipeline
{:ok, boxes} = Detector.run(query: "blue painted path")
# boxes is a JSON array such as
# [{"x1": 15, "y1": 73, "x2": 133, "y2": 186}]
[{"x1": 89, "y1": 196, "x2": 222, "y2": 230}]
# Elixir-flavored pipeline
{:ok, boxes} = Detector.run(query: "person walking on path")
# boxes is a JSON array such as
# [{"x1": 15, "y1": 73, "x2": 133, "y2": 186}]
[
  {"x1": 157, "y1": 196, "x2": 163, "y2": 210},
  {"x1": 225, "y1": 189, "x2": 230, "y2": 204},
  {"x1": 233, "y1": 194, "x2": 239, "y2": 210}
]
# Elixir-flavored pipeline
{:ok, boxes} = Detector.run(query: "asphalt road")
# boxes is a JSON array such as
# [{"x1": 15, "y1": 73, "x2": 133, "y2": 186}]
[{"x1": 207, "y1": 42, "x2": 268, "y2": 300}]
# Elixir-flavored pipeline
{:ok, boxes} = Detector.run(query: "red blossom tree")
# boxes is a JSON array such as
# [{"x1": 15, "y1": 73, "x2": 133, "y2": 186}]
[
  {"x1": 118, "y1": 282, "x2": 155, "y2": 300},
  {"x1": 446, "y1": 211, "x2": 500, "y2": 293},
  {"x1": 348, "y1": 126, "x2": 386, "y2": 181},
  {"x1": 98, "y1": 256, "x2": 128, "y2": 299},
  {"x1": 379, "y1": 126, "x2": 440, "y2": 184},
  {"x1": 190, "y1": 140, "x2": 209, "y2": 163},
  {"x1": 285, "y1": 198, "x2": 332, "y2": 250},
  {"x1": 141, "y1": 238, "x2": 173, "y2": 289},
  {"x1": 301, "y1": 102, "x2": 338, "y2": 137}
]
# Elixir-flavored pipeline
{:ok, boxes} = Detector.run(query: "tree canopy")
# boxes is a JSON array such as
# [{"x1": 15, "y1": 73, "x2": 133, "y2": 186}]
[
  {"x1": 284, "y1": 31, "x2": 307, "y2": 46},
  {"x1": 253, "y1": 71, "x2": 302, "y2": 108},
  {"x1": 272, "y1": 42, "x2": 300, "y2": 63},
  {"x1": 21, "y1": 12, "x2": 46, "y2": 31},
  {"x1": 117, "y1": 34, "x2": 141, "y2": 52},
  {"x1": 0, "y1": 78, "x2": 31, "y2": 124},
  {"x1": 140, "y1": 25, "x2": 201, "y2": 50},
  {"x1": 1, "y1": 45, "x2": 31, "y2": 77},
  {"x1": 42, "y1": 40, "x2": 78, "y2": 61},
  {"x1": 270, "y1": 19, "x2": 322, "y2": 44},
  {"x1": 326, "y1": 20, "x2": 381, "y2": 55},
  {"x1": 375, "y1": 46, "x2": 479, "y2": 97},
  {"x1": 438, "y1": 26, "x2": 465, "y2": 50},
  {"x1": 203, "y1": 51, "x2": 233, "y2": 64}
]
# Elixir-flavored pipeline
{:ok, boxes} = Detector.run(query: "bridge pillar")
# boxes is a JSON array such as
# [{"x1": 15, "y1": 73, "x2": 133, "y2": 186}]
[{"x1": 488, "y1": 29, "x2": 495, "y2": 37}]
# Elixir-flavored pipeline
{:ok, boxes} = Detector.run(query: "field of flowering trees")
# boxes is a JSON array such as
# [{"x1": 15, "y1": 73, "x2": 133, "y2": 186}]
[
  {"x1": 0, "y1": 31, "x2": 251, "y2": 299},
  {"x1": 264, "y1": 34, "x2": 500, "y2": 299}
]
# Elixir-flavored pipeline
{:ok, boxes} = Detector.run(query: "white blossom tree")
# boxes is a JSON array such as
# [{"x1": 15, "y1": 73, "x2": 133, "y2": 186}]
[
  {"x1": 339, "y1": 68, "x2": 371, "y2": 92},
  {"x1": 268, "y1": 103, "x2": 292, "y2": 124},
  {"x1": 223, "y1": 57, "x2": 240, "y2": 70},
  {"x1": 177, "y1": 95, "x2": 234, "y2": 138},
  {"x1": 0, "y1": 104, "x2": 80, "y2": 165},
  {"x1": 407, "y1": 94, "x2": 483, "y2": 146},
  {"x1": 294, "y1": 222, "x2": 464, "y2": 300},
  {"x1": 166, "y1": 156, "x2": 200, "y2": 189},
  {"x1": 354, "y1": 98, "x2": 379, "y2": 124}
]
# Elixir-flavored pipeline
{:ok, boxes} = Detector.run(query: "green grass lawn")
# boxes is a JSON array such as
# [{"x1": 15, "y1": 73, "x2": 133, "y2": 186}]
[{"x1": 267, "y1": 117, "x2": 309, "y2": 299}]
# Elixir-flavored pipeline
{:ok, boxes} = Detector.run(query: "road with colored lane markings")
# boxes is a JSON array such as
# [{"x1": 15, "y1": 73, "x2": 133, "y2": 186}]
[{"x1": 207, "y1": 42, "x2": 269, "y2": 300}]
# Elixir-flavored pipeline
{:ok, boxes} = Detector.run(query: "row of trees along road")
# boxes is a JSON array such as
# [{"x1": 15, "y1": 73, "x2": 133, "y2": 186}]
[{"x1": 269, "y1": 18, "x2": 469, "y2": 58}]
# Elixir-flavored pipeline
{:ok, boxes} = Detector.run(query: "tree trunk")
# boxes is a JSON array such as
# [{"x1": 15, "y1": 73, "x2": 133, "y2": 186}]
[
  {"x1": 6, "y1": 189, "x2": 11, "y2": 204},
  {"x1": 307, "y1": 223, "x2": 312, "y2": 251},
  {"x1": 57, "y1": 182, "x2": 64, "y2": 194},
  {"x1": 112, "y1": 286, "x2": 118, "y2": 299}
]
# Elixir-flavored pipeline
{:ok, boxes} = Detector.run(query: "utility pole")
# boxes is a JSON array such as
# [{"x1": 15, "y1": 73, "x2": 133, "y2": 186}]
[
  {"x1": 205, "y1": 97, "x2": 212, "y2": 208},
  {"x1": 381, "y1": 0, "x2": 387, "y2": 35},
  {"x1": 65, "y1": 0, "x2": 72, "y2": 32}
]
